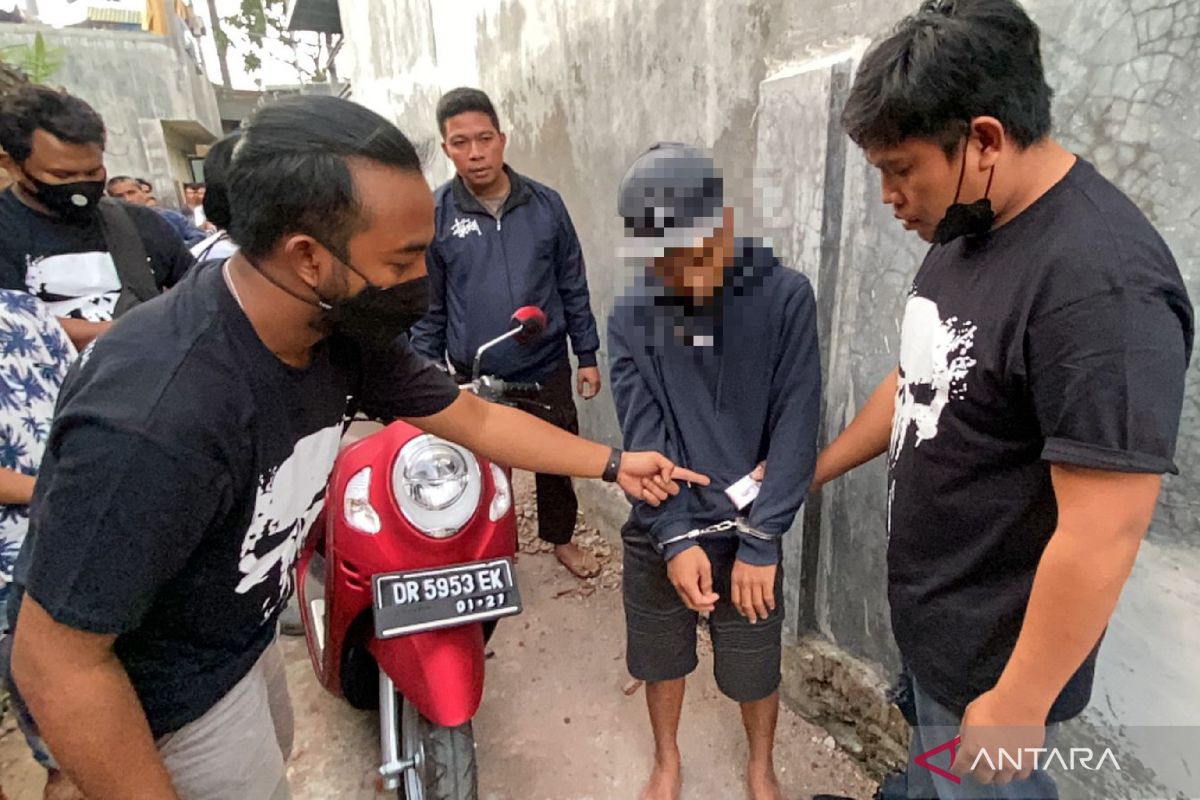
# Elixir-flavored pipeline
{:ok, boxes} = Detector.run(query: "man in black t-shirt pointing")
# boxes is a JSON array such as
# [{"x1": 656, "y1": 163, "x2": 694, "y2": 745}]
[
  {"x1": 816, "y1": 2, "x2": 1193, "y2": 798},
  {"x1": 3, "y1": 95, "x2": 708, "y2": 800}
]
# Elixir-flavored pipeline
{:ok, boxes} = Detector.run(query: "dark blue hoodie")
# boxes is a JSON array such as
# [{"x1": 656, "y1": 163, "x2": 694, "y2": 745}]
[
  {"x1": 608, "y1": 239, "x2": 820, "y2": 566},
  {"x1": 410, "y1": 167, "x2": 600, "y2": 381}
]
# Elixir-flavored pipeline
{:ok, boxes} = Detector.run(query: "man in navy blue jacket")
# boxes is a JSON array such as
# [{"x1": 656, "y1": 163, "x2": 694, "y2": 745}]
[
  {"x1": 411, "y1": 88, "x2": 603, "y2": 578},
  {"x1": 609, "y1": 143, "x2": 820, "y2": 800}
]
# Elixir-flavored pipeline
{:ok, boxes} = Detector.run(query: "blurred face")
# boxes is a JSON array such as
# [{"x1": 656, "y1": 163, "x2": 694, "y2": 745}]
[
  {"x1": 652, "y1": 208, "x2": 736, "y2": 301},
  {"x1": 108, "y1": 178, "x2": 151, "y2": 205},
  {"x1": 4, "y1": 128, "x2": 105, "y2": 192},
  {"x1": 865, "y1": 138, "x2": 966, "y2": 243},
  {"x1": 441, "y1": 111, "x2": 507, "y2": 194},
  {"x1": 184, "y1": 185, "x2": 205, "y2": 206}
]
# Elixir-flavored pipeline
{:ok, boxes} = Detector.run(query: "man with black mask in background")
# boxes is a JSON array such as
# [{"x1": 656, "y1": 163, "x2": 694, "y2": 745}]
[
  {"x1": 3, "y1": 94, "x2": 705, "y2": 800},
  {"x1": 0, "y1": 86, "x2": 194, "y2": 349}
]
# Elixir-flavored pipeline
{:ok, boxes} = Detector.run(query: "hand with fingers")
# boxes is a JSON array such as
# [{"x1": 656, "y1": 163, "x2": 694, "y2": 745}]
[
  {"x1": 666, "y1": 546, "x2": 719, "y2": 613},
  {"x1": 615, "y1": 452, "x2": 709, "y2": 507},
  {"x1": 953, "y1": 688, "x2": 1047, "y2": 786},
  {"x1": 577, "y1": 366, "x2": 602, "y2": 400},
  {"x1": 731, "y1": 559, "x2": 777, "y2": 624}
]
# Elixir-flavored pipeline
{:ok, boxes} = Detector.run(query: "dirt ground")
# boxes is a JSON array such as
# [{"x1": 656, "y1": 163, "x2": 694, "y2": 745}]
[{"x1": 1, "y1": 480, "x2": 876, "y2": 800}]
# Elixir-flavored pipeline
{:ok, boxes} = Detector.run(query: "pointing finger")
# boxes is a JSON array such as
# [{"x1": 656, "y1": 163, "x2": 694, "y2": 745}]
[{"x1": 671, "y1": 467, "x2": 710, "y2": 486}]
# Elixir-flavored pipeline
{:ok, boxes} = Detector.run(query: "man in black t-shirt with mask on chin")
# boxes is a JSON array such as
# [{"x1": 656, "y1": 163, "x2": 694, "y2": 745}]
[
  {"x1": 814, "y1": 1, "x2": 1193, "y2": 799},
  {"x1": 0, "y1": 86, "x2": 194, "y2": 350},
  {"x1": 3, "y1": 95, "x2": 708, "y2": 800}
]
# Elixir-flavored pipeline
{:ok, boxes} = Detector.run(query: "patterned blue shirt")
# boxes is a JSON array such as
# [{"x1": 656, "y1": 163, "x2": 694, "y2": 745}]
[{"x1": 0, "y1": 290, "x2": 75, "y2": 629}]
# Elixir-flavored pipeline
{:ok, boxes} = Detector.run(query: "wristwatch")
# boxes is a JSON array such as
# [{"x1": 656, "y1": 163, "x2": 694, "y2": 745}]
[{"x1": 601, "y1": 448, "x2": 623, "y2": 483}]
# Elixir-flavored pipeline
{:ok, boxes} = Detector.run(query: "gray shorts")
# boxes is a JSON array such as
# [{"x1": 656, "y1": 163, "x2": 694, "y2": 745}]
[
  {"x1": 621, "y1": 522, "x2": 784, "y2": 703},
  {"x1": 4, "y1": 638, "x2": 293, "y2": 800},
  {"x1": 158, "y1": 641, "x2": 294, "y2": 800}
]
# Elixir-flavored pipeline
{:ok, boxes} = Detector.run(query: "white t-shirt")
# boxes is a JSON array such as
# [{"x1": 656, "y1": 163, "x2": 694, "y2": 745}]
[{"x1": 191, "y1": 231, "x2": 239, "y2": 262}]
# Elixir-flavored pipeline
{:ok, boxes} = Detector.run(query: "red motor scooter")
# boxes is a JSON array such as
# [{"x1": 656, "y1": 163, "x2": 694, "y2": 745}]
[{"x1": 296, "y1": 306, "x2": 549, "y2": 800}]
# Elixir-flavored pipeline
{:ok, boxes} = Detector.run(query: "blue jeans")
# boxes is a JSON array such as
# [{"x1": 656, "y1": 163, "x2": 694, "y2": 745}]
[{"x1": 904, "y1": 678, "x2": 1059, "y2": 800}]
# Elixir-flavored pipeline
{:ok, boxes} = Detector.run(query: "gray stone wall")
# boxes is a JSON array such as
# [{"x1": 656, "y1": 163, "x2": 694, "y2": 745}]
[
  {"x1": 0, "y1": 24, "x2": 221, "y2": 207},
  {"x1": 338, "y1": 1, "x2": 1199, "y2": 794}
]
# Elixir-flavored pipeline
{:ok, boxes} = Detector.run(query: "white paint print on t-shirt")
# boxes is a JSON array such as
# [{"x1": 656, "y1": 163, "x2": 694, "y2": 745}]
[
  {"x1": 235, "y1": 422, "x2": 344, "y2": 622},
  {"x1": 889, "y1": 294, "x2": 978, "y2": 465},
  {"x1": 887, "y1": 293, "x2": 978, "y2": 535},
  {"x1": 25, "y1": 250, "x2": 121, "y2": 322}
]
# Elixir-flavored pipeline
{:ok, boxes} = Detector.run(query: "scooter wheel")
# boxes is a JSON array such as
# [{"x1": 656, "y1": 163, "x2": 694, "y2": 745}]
[
  {"x1": 399, "y1": 695, "x2": 478, "y2": 800},
  {"x1": 341, "y1": 642, "x2": 379, "y2": 710}
]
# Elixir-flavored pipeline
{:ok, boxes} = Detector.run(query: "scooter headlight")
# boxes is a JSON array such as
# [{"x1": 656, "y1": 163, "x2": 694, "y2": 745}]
[{"x1": 393, "y1": 435, "x2": 481, "y2": 538}]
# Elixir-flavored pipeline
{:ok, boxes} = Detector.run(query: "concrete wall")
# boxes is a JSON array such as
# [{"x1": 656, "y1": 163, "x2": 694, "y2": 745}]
[
  {"x1": 0, "y1": 23, "x2": 221, "y2": 207},
  {"x1": 338, "y1": 0, "x2": 1200, "y2": 794}
]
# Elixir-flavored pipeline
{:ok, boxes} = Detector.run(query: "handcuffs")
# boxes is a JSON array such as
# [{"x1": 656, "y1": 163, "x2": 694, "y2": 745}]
[{"x1": 658, "y1": 517, "x2": 774, "y2": 549}]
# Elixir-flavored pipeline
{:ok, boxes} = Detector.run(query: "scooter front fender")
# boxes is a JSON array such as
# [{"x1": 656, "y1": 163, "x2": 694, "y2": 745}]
[{"x1": 367, "y1": 624, "x2": 485, "y2": 728}]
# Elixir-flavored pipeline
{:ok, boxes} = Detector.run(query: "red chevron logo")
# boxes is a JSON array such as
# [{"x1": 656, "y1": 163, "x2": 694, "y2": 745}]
[{"x1": 914, "y1": 735, "x2": 962, "y2": 785}]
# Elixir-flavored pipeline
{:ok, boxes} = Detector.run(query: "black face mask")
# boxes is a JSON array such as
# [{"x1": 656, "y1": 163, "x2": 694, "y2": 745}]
[
  {"x1": 245, "y1": 244, "x2": 431, "y2": 350},
  {"x1": 322, "y1": 273, "x2": 430, "y2": 353},
  {"x1": 27, "y1": 176, "x2": 106, "y2": 223},
  {"x1": 932, "y1": 141, "x2": 996, "y2": 245}
]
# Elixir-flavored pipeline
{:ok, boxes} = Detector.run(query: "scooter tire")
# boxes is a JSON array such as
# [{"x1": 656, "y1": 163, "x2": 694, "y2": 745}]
[
  {"x1": 341, "y1": 642, "x2": 379, "y2": 711},
  {"x1": 399, "y1": 702, "x2": 478, "y2": 800}
]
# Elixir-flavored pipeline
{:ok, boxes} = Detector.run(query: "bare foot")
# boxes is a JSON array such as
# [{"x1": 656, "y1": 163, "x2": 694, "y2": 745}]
[
  {"x1": 554, "y1": 542, "x2": 600, "y2": 578},
  {"x1": 43, "y1": 771, "x2": 86, "y2": 800},
  {"x1": 747, "y1": 761, "x2": 784, "y2": 800},
  {"x1": 640, "y1": 752, "x2": 682, "y2": 800}
]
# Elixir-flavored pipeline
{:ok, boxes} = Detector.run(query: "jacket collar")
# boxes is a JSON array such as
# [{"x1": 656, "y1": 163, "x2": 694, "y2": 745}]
[{"x1": 450, "y1": 164, "x2": 533, "y2": 218}]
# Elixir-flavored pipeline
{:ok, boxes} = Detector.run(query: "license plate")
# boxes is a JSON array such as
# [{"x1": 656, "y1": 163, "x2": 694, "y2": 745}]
[{"x1": 372, "y1": 558, "x2": 522, "y2": 639}]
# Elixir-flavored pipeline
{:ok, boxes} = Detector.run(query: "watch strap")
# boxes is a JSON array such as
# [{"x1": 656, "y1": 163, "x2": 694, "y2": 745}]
[{"x1": 602, "y1": 448, "x2": 622, "y2": 483}]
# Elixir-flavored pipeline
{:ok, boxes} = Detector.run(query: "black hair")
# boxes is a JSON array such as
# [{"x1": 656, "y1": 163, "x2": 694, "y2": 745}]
[
  {"x1": 106, "y1": 175, "x2": 138, "y2": 191},
  {"x1": 228, "y1": 95, "x2": 423, "y2": 261},
  {"x1": 200, "y1": 129, "x2": 240, "y2": 230},
  {"x1": 137, "y1": 178, "x2": 153, "y2": 191},
  {"x1": 842, "y1": 0, "x2": 1053, "y2": 155},
  {"x1": 0, "y1": 85, "x2": 106, "y2": 163},
  {"x1": 435, "y1": 87, "x2": 500, "y2": 137}
]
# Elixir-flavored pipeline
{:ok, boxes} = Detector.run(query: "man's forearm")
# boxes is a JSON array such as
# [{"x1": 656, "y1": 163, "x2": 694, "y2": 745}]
[
  {"x1": 412, "y1": 392, "x2": 609, "y2": 478},
  {"x1": 0, "y1": 466, "x2": 35, "y2": 504},
  {"x1": 814, "y1": 367, "x2": 897, "y2": 487},
  {"x1": 58, "y1": 317, "x2": 110, "y2": 350},
  {"x1": 994, "y1": 523, "x2": 1143, "y2": 716},
  {"x1": 13, "y1": 620, "x2": 177, "y2": 798}
]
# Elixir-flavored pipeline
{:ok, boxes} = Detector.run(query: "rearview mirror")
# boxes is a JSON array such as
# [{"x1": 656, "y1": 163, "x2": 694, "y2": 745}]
[{"x1": 510, "y1": 306, "x2": 547, "y2": 345}]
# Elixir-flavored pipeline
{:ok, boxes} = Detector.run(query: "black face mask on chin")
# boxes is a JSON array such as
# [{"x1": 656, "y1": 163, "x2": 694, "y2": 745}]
[
  {"x1": 931, "y1": 141, "x2": 996, "y2": 245},
  {"x1": 25, "y1": 175, "x2": 107, "y2": 223}
]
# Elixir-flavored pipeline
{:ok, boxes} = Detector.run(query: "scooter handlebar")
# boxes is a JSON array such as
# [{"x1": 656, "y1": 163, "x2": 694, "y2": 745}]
[{"x1": 501, "y1": 381, "x2": 542, "y2": 398}]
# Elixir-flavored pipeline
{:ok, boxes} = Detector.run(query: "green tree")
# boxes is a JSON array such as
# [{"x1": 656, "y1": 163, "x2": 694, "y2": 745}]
[
  {"x1": 216, "y1": 0, "x2": 336, "y2": 86},
  {"x1": 0, "y1": 33, "x2": 66, "y2": 85}
]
